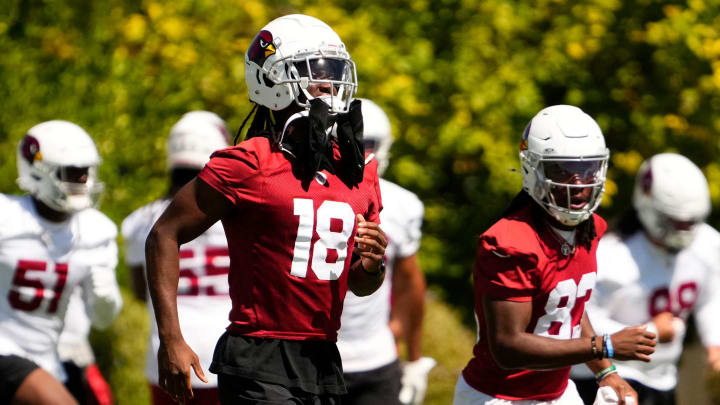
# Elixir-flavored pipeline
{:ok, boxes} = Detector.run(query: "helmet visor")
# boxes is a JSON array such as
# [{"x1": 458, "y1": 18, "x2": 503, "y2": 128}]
[
  {"x1": 293, "y1": 58, "x2": 352, "y2": 82},
  {"x1": 57, "y1": 166, "x2": 89, "y2": 185},
  {"x1": 542, "y1": 160, "x2": 604, "y2": 184},
  {"x1": 363, "y1": 139, "x2": 378, "y2": 153},
  {"x1": 55, "y1": 165, "x2": 104, "y2": 210}
]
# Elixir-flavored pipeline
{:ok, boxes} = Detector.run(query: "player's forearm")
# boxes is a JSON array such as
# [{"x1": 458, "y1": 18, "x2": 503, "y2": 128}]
[
  {"x1": 489, "y1": 332, "x2": 596, "y2": 370},
  {"x1": 490, "y1": 313, "x2": 611, "y2": 372},
  {"x1": 404, "y1": 291, "x2": 424, "y2": 361},
  {"x1": 393, "y1": 257, "x2": 426, "y2": 361},
  {"x1": 145, "y1": 226, "x2": 183, "y2": 343},
  {"x1": 347, "y1": 257, "x2": 385, "y2": 297},
  {"x1": 391, "y1": 291, "x2": 424, "y2": 360}
]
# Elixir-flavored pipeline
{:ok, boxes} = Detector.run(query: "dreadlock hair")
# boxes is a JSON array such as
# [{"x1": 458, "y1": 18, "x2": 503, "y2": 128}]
[
  {"x1": 234, "y1": 104, "x2": 280, "y2": 145},
  {"x1": 502, "y1": 190, "x2": 598, "y2": 251}
]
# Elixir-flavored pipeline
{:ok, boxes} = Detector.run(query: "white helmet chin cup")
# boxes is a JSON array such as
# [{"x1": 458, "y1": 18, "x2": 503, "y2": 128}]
[
  {"x1": 244, "y1": 14, "x2": 358, "y2": 114},
  {"x1": 519, "y1": 105, "x2": 609, "y2": 226},
  {"x1": 167, "y1": 111, "x2": 230, "y2": 170},
  {"x1": 16, "y1": 120, "x2": 103, "y2": 213},
  {"x1": 357, "y1": 99, "x2": 392, "y2": 176},
  {"x1": 633, "y1": 153, "x2": 710, "y2": 250}
]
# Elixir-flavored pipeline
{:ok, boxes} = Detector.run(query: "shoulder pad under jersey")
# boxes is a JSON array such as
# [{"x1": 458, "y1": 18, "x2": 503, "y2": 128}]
[{"x1": 73, "y1": 208, "x2": 118, "y2": 248}]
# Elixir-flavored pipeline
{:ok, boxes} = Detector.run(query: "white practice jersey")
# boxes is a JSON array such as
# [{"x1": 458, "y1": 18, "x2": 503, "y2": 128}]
[
  {"x1": 0, "y1": 194, "x2": 121, "y2": 381},
  {"x1": 122, "y1": 199, "x2": 231, "y2": 387},
  {"x1": 337, "y1": 178, "x2": 424, "y2": 373},
  {"x1": 571, "y1": 225, "x2": 720, "y2": 390}
]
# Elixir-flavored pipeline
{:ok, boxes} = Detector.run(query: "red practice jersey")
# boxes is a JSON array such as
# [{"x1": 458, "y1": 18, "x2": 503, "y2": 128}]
[
  {"x1": 462, "y1": 206, "x2": 607, "y2": 401},
  {"x1": 198, "y1": 137, "x2": 382, "y2": 341}
]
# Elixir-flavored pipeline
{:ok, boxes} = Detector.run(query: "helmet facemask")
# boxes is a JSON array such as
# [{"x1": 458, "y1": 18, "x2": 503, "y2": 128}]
[
  {"x1": 639, "y1": 207, "x2": 699, "y2": 251},
  {"x1": 28, "y1": 160, "x2": 103, "y2": 213},
  {"x1": 522, "y1": 152, "x2": 608, "y2": 226},
  {"x1": 282, "y1": 52, "x2": 357, "y2": 114}
]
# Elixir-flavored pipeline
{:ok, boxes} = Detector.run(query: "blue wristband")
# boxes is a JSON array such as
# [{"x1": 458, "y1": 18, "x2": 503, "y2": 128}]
[{"x1": 604, "y1": 333, "x2": 614, "y2": 358}]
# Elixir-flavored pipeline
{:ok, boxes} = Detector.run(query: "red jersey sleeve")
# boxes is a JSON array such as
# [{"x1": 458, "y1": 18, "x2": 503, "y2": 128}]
[
  {"x1": 475, "y1": 221, "x2": 540, "y2": 302},
  {"x1": 197, "y1": 143, "x2": 261, "y2": 206}
]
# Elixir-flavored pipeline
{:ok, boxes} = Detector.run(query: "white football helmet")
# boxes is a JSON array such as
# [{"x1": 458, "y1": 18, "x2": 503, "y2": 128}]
[
  {"x1": 520, "y1": 105, "x2": 609, "y2": 226},
  {"x1": 633, "y1": 153, "x2": 710, "y2": 250},
  {"x1": 245, "y1": 14, "x2": 357, "y2": 114},
  {"x1": 167, "y1": 111, "x2": 230, "y2": 170},
  {"x1": 359, "y1": 99, "x2": 393, "y2": 176},
  {"x1": 17, "y1": 120, "x2": 103, "y2": 213}
]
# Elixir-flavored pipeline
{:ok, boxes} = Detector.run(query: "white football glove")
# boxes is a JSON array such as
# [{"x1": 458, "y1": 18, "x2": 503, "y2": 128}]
[{"x1": 398, "y1": 357, "x2": 436, "y2": 405}]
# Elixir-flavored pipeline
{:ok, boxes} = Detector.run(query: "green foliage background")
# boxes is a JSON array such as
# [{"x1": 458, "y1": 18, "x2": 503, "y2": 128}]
[{"x1": 2, "y1": 0, "x2": 720, "y2": 403}]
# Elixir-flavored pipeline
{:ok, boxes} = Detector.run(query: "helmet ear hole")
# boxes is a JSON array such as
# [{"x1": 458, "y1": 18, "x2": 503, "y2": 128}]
[{"x1": 261, "y1": 73, "x2": 273, "y2": 88}]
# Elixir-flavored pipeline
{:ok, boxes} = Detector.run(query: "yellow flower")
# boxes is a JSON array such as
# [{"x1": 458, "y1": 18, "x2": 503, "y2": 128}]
[
  {"x1": 124, "y1": 14, "x2": 147, "y2": 42},
  {"x1": 160, "y1": 17, "x2": 186, "y2": 41},
  {"x1": 567, "y1": 42, "x2": 586, "y2": 59}
]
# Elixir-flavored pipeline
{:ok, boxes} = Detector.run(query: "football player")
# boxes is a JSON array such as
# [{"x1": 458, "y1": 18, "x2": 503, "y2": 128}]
[
  {"x1": 121, "y1": 111, "x2": 231, "y2": 405},
  {"x1": 336, "y1": 99, "x2": 435, "y2": 405},
  {"x1": 0, "y1": 121, "x2": 122, "y2": 405},
  {"x1": 145, "y1": 14, "x2": 387, "y2": 405},
  {"x1": 571, "y1": 153, "x2": 720, "y2": 405},
  {"x1": 453, "y1": 105, "x2": 656, "y2": 405}
]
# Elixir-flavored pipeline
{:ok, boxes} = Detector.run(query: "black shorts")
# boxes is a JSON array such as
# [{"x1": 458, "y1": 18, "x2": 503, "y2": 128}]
[
  {"x1": 217, "y1": 374, "x2": 340, "y2": 405},
  {"x1": 0, "y1": 354, "x2": 40, "y2": 404},
  {"x1": 343, "y1": 360, "x2": 402, "y2": 405},
  {"x1": 210, "y1": 333, "x2": 345, "y2": 397},
  {"x1": 571, "y1": 377, "x2": 597, "y2": 405},
  {"x1": 62, "y1": 361, "x2": 86, "y2": 403}
]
